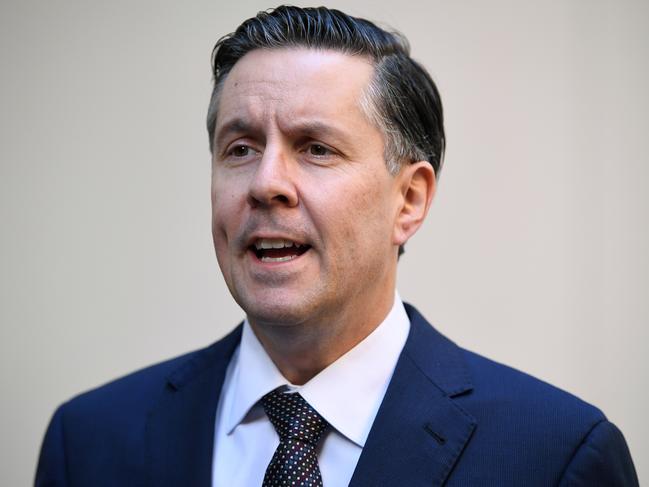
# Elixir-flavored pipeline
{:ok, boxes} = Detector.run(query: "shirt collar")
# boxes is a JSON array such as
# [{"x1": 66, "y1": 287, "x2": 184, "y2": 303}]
[{"x1": 225, "y1": 292, "x2": 410, "y2": 448}]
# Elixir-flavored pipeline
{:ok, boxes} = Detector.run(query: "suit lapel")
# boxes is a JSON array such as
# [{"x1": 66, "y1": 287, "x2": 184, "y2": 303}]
[
  {"x1": 145, "y1": 325, "x2": 242, "y2": 487},
  {"x1": 349, "y1": 304, "x2": 477, "y2": 487},
  {"x1": 143, "y1": 306, "x2": 475, "y2": 487}
]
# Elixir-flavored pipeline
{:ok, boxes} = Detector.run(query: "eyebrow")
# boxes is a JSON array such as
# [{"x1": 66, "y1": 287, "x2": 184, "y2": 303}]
[
  {"x1": 286, "y1": 120, "x2": 349, "y2": 143},
  {"x1": 214, "y1": 118, "x2": 259, "y2": 152},
  {"x1": 214, "y1": 117, "x2": 352, "y2": 152}
]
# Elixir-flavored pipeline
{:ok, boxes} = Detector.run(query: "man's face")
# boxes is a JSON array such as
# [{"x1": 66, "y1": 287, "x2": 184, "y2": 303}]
[{"x1": 211, "y1": 48, "x2": 406, "y2": 328}]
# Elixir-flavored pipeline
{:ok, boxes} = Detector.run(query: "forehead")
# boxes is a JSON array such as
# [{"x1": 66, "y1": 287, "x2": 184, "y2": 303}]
[{"x1": 214, "y1": 48, "x2": 376, "y2": 134}]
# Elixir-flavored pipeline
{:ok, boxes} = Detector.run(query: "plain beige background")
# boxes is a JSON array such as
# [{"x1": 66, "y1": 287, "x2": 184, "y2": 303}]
[{"x1": 1, "y1": 0, "x2": 647, "y2": 485}]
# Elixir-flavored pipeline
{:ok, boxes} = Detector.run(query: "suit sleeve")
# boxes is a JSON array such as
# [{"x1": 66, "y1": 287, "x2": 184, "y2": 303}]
[
  {"x1": 558, "y1": 420, "x2": 639, "y2": 487},
  {"x1": 34, "y1": 405, "x2": 69, "y2": 487}
]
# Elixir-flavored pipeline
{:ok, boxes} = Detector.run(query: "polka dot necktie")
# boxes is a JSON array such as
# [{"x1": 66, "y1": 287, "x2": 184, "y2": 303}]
[{"x1": 261, "y1": 388, "x2": 329, "y2": 487}]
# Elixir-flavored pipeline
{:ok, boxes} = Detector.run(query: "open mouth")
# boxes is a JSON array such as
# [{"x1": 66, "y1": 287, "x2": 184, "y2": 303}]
[{"x1": 249, "y1": 238, "x2": 311, "y2": 263}]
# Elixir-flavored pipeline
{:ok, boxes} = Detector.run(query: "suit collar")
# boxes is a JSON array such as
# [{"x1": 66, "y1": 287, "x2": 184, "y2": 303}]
[
  {"x1": 145, "y1": 325, "x2": 242, "y2": 487},
  {"x1": 144, "y1": 304, "x2": 476, "y2": 487},
  {"x1": 401, "y1": 303, "x2": 474, "y2": 397},
  {"x1": 225, "y1": 296, "x2": 411, "y2": 448},
  {"x1": 349, "y1": 303, "x2": 477, "y2": 487}
]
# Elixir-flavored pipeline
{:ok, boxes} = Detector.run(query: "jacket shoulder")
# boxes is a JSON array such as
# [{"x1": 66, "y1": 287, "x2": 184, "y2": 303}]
[
  {"x1": 461, "y1": 348, "x2": 605, "y2": 424},
  {"x1": 453, "y1": 348, "x2": 616, "y2": 483},
  {"x1": 59, "y1": 325, "x2": 242, "y2": 426},
  {"x1": 36, "y1": 327, "x2": 242, "y2": 486},
  {"x1": 404, "y1": 303, "x2": 605, "y2": 425},
  {"x1": 458, "y1": 349, "x2": 638, "y2": 485},
  {"x1": 64, "y1": 343, "x2": 211, "y2": 416}
]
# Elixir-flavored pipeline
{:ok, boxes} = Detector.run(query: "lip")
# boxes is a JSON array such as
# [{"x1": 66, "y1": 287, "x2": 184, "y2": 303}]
[
  {"x1": 244, "y1": 232, "x2": 311, "y2": 250},
  {"x1": 246, "y1": 246, "x2": 311, "y2": 267},
  {"x1": 242, "y1": 231, "x2": 313, "y2": 267}
]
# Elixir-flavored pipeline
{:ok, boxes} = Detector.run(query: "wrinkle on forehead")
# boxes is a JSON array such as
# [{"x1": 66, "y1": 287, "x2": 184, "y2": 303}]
[{"x1": 214, "y1": 48, "x2": 377, "y2": 139}]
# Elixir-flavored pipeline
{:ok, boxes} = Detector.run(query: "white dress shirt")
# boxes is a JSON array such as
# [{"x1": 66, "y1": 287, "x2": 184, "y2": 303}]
[{"x1": 211, "y1": 293, "x2": 410, "y2": 487}]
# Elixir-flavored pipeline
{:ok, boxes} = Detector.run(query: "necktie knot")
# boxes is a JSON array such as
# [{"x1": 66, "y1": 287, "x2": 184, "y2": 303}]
[{"x1": 261, "y1": 388, "x2": 328, "y2": 446}]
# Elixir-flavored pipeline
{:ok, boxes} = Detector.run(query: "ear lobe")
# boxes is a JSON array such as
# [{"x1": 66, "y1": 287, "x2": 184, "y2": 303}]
[{"x1": 393, "y1": 161, "x2": 436, "y2": 247}]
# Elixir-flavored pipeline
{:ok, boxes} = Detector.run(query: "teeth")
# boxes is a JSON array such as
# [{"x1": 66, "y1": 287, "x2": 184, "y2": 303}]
[
  {"x1": 261, "y1": 255, "x2": 298, "y2": 263},
  {"x1": 255, "y1": 239, "x2": 299, "y2": 250}
]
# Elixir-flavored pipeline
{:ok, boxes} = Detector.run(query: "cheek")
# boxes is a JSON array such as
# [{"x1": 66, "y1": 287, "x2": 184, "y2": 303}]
[
  {"x1": 351, "y1": 175, "x2": 394, "y2": 227},
  {"x1": 211, "y1": 184, "x2": 237, "y2": 275},
  {"x1": 318, "y1": 175, "x2": 393, "y2": 250},
  {"x1": 211, "y1": 177, "x2": 239, "y2": 227},
  {"x1": 210, "y1": 192, "x2": 237, "y2": 262}
]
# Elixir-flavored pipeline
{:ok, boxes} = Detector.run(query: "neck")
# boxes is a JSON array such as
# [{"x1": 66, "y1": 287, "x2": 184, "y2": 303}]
[{"x1": 249, "y1": 286, "x2": 396, "y2": 385}]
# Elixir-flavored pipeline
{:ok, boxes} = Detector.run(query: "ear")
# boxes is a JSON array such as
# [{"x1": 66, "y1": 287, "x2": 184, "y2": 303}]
[{"x1": 393, "y1": 161, "x2": 436, "y2": 247}]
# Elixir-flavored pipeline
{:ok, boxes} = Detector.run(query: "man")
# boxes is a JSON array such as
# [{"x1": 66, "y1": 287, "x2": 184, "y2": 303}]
[{"x1": 36, "y1": 6, "x2": 638, "y2": 486}]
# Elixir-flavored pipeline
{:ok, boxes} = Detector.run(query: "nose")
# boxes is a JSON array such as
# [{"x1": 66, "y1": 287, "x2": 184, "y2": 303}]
[{"x1": 247, "y1": 147, "x2": 299, "y2": 208}]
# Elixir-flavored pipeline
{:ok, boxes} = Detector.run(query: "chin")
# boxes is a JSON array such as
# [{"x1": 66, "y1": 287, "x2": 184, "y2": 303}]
[
  {"x1": 246, "y1": 305, "x2": 312, "y2": 328},
  {"x1": 234, "y1": 291, "x2": 318, "y2": 328}
]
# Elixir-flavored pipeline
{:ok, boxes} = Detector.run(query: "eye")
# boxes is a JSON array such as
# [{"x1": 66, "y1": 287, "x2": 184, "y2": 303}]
[
  {"x1": 230, "y1": 144, "x2": 252, "y2": 157},
  {"x1": 308, "y1": 144, "x2": 332, "y2": 157}
]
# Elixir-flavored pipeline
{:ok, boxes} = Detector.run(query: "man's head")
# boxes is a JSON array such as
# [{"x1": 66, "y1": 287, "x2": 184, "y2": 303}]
[
  {"x1": 208, "y1": 6, "x2": 441, "y2": 335},
  {"x1": 207, "y1": 5, "x2": 445, "y2": 176}
]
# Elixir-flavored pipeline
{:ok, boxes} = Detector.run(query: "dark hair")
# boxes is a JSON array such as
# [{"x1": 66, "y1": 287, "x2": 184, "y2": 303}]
[{"x1": 206, "y1": 5, "x2": 445, "y2": 177}]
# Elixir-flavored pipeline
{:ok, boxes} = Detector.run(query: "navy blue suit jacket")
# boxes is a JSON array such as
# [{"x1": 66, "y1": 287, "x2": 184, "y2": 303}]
[{"x1": 36, "y1": 304, "x2": 638, "y2": 486}]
